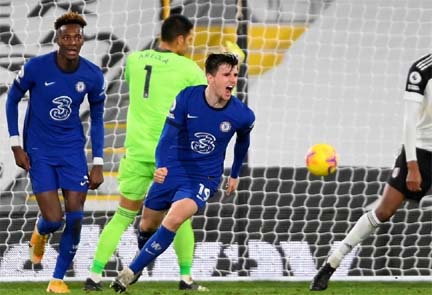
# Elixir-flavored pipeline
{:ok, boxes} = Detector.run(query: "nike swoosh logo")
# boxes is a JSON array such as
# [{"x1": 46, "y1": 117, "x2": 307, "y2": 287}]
[
  {"x1": 80, "y1": 181, "x2": 88, "y2": 186},
  {"x1": 145, "y1": 248, "x2": 155, "y2": 256},
  {"x1": 187, "y1": 114, "x2": 199, "y2": 119},
  {"x1": 44, "y1": 81, "x2": 55, "y2": 86}
]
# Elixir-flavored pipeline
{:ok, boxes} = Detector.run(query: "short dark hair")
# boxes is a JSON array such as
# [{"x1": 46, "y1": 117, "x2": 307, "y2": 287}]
[
  {"x1": 161, "y1": 14, "x2": 193, "y2": 43},
  {"x1": 54, "y1": 11, "x2": 87, "y2": 30},
  {"x1": 205, "y1": 53, "x2": 239, "y2": 75}
]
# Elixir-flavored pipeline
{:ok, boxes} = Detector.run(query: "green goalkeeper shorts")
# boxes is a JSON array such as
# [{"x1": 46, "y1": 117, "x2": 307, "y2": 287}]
[{"x1": 118, "y1": 156, "x2": 155, "y2": 201}]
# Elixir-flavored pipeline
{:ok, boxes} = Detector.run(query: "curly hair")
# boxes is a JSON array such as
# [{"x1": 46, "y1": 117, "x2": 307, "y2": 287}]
[{"x1": 54, "y1": 11, "x2": 87, "y2": 30}]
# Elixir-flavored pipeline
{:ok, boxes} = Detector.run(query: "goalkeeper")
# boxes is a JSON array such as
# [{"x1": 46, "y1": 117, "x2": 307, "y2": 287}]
[
  {"x1": 84, "y1": 14, "x2": 208, "y2": 291},
  {"x1": 310, "y1": 54, "x2": 432, "y2": 291}
]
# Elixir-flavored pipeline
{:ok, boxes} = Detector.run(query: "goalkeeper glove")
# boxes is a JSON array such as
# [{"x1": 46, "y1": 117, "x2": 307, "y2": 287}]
[{"x1": 224, "y1": 40, "x2": 246, "y2": 64}]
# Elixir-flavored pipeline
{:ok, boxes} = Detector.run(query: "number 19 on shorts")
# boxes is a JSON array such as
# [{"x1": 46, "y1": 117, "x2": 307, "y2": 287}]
[{"x1": 196, "y1": 183, "x2": 211, "y2": 202}]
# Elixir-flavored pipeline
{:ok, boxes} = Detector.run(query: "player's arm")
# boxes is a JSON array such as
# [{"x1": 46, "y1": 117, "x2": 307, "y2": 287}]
[
  {"x1": 227, "y1": 113, "x2": 255, "y2": 196},
  {"x1": 402, "y1": 61, "x2": 425, "y2": 192},
  {"x1": 154, "y1": 91, "x2": 188, "y2": 182},
  {"x1": 6, "y1": 83, "x2": 30, "y2": 171},
  {"x1": 226, "y1": 131, "x2": 250, "y2": 196},
  {"x1": 155, "y1": 121, "x2": 178, "y2": 169},
  {"x1": 154, "y1": 122, "x2": 181, "y2": 183},
  {"x1": 403, "y1": 99, "x2": 422, "y2": 192},
  {"x1": 87, "y1": 71, "x2": 106, "y2": 189},
  {"x1": 6, "y1": 64, "x2": 33, "y2": 171}
]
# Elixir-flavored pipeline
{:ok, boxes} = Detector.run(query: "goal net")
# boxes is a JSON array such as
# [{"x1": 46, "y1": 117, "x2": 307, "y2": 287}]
[{"x1": 0, "y1": 0, "x2": 431, "y2": 282}]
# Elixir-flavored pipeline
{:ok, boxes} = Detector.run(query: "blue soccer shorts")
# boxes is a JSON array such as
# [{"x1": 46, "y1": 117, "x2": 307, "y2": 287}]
[
  {"x1": 144, "y1": 174, "x2": 220, "y2": 211},
  {"x1": 28, "y1": 151, "x2": 89, "y2": 194}
]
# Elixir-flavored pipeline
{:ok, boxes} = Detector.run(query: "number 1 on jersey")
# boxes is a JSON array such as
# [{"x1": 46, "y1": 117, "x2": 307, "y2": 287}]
[{"x1": 143, "y1": 65, "x2": 152, "y2": 98}]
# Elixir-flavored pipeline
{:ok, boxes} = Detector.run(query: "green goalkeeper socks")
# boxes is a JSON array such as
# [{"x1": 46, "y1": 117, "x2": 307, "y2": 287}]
[
  {"x1": 91, "y1": 210, "x2": 195, "y2": 276},
  {"x1": 91, "y1": 206, "x2": 138, "y2": 274},
  {"x1": 173, "y1": 218, "x2": 195, "y2": 276}
]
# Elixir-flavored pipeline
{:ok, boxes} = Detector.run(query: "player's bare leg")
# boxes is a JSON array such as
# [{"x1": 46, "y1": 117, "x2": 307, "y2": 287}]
[
  {"x1": 111, "y1": 199, "x2": 197, "y2": 293},
  {"x1": 165, "y1": 199, "x2": 209, "y2": 291},
  {"x1": 310, "y1": 184, "x2": 405, "y2": 291}
]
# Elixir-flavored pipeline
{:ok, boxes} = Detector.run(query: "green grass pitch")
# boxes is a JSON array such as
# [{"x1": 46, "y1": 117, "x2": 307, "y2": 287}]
[{"x1": 1, "y1": 281, "x2": 431, "y2": 295}]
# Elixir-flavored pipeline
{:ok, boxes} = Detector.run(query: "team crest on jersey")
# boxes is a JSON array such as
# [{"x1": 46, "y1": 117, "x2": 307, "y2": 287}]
[
  {"x1": 220, "y1": 121, "x2": 231, "y2": 132},
  {"x1": 191, "y1": 132, "x2": 216, "y2": 154},
  {"x1": 409, "y1": 71, "x2": 421, "y2": 84},
  {"x1": 75, "y1": 81, "x2": 85, "y2": 92}
]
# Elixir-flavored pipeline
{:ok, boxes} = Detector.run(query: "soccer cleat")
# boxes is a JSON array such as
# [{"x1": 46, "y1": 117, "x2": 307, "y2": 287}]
[
  {"x1": 83, "y1": 278, "x2": 103, "y2": 291},
  {"x1": 129, "y1": 270, "x2": 142, "y2": 285},
  {"x1": 310, "y1": 262, "x2": 336, "y2": 291},
  {"x1": 29, "y1": 224, "x2": 49, "y2": 264},
  {"x1": 46, "y1": 279, "x2": 70, "y2": 293},
  {"x1": 179, "y1": 280, "x2": 209, "y2": 291},
  {"x1": 110, "y1": 267, "x2": 135, "y2": 293},
  {"x1": 129, "y1": 250, "x2": 144, "y2": 285}
]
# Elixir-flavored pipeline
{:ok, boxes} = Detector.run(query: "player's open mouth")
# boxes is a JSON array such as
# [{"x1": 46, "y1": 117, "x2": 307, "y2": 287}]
[
  {"x1": 226, "y1": 86, "x2": 234, "y2": 93},
  {"x1": 66, "y1": 49, "x2": 78, "y2": 55}
]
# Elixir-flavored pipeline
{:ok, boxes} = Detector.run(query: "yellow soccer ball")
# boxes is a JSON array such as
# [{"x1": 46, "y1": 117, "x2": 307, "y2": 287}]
[{"x1": 305, "y1": 143, "x2": 338, "y2": 176}]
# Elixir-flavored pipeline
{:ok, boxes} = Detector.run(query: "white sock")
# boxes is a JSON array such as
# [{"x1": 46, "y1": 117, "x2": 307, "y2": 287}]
[
  {"x1": 328, "y1": 211, "x2": 381, "y2": 268},
  {"x1": 89, "y1": 272, "x2": 102, "y2": 283}
]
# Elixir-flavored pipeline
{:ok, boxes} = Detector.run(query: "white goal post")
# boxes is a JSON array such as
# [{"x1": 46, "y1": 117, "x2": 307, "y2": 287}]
[{"x1": 0, "y1": 0, "x2": 431, "y2": 282}]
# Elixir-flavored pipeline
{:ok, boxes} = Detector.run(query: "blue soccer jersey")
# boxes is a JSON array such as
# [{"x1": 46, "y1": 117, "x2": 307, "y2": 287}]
[
  {"x1": 155, "y1": 85, "x2": 255, "y2": 179},
  {"x1": 6, "y1": 51, "x2": 105, "y2": 158}
]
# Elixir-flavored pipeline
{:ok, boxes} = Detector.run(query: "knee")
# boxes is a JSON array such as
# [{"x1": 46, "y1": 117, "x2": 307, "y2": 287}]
[
  {"x1": 374, "y1": 208, "x2": 393, "y2": 223},
  {"x1": 139, "y1": 218, "x2": 160, "y2": 232},
  {"x1": 375, "y1": 184, "x2": 405, "y2": 222},
  {"x1": 162, "y1": 214, "x2": 185, "y2": 232}
]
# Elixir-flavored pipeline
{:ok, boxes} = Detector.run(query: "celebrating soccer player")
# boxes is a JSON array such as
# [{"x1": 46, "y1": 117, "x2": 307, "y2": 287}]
[
  {"x1": 84, "y1": 14, "x2": 209, "y2": 291},
  {"x1": 5, "y1": 12, "x2": 105, "y2": 293},
  {"x1": 109, "y1": 53, "x2": 255, "y2": 293},
  {"x1": 310, "y1": 54, "x2": 432, "y2": 291}
]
